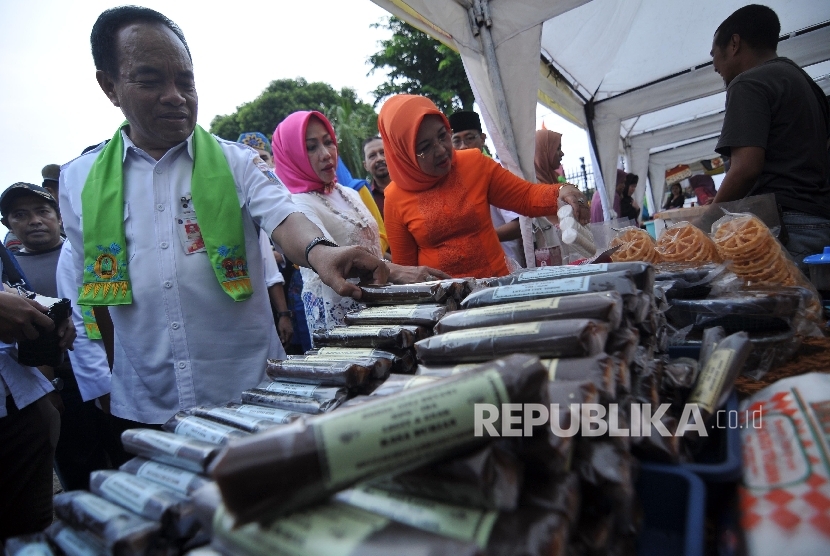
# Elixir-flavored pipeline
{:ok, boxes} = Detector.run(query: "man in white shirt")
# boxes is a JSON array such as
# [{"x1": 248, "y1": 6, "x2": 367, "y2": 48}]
[{"x1": 60, "y1": 6, "x2": 387, "y2": 428}]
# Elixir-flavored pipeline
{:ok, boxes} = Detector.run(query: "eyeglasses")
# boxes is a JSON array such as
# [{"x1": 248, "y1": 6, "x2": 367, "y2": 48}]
[
  {"x1": 451, "y1": 133, "x2": 481, "y2": 148},
  {"x1": 416, "y1": 133, "x2": 451, "y2": 159}
]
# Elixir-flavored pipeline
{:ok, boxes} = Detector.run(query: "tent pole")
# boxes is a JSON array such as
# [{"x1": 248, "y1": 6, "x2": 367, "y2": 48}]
[{"x1": 469, "y1": 0, "x2": 521, "y2": 170}]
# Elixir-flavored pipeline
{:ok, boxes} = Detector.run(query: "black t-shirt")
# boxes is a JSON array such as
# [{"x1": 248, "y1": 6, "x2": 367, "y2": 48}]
[{"x1": 716, "y1": 57, "x2": 830, "y2": 217}]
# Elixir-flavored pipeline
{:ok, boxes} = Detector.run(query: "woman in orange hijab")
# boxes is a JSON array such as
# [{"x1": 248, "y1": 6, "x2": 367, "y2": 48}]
[{"x1": 379, "y1": 95, "x2": 589, "y2": 278}]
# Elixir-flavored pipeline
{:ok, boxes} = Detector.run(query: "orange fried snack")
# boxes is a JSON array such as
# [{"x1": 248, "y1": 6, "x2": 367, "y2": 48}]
[
  {"x1": 655, "y1": 222, "x2": 722, "y2": 264},
  {"x1": 713, "y1": 215, "x2": 798, "y2": 286},
  {"x1": 610, "y1": 227, "x2": 662, "y2": 264}
]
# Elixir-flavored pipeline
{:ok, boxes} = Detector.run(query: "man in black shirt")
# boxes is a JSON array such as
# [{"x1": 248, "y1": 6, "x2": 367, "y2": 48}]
[{"x1": 712, "y1": 4, "x2": 830, "y2": 269}]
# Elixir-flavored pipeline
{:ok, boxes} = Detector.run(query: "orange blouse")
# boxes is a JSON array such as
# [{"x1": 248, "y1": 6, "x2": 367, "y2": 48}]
[{"x1": 384, "y1": 149, "x2": 561, "y2": 278}]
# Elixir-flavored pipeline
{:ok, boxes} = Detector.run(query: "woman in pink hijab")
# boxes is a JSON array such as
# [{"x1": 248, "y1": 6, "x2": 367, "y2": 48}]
[{"x1": 272, "y1": 111, "x2": 446, "y2": 333}]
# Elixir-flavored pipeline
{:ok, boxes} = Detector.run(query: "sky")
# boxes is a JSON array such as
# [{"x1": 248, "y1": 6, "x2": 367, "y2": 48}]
[{"x1": 0, "y1": 0, "x2": 590, "y2": 235}]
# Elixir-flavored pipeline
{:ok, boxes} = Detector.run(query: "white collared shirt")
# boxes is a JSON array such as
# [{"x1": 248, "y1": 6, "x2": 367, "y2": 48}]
[{"x1": 59, "y1": 130, "x2": 298, "y2": 423}]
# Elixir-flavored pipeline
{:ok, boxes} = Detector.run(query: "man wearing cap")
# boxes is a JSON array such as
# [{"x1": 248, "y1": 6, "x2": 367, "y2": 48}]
[
  {"x1": 41, "y1": 164, "x2": 61, "y2": 202},
  {"x1": 448, "y1": 111, "x2": 525, "y2": 267},
  {"x1": 0, "y1": 183, "x2": 116, "y2": 490},
  {"x1": 59, "y1": 6, "x2": 387, "y2": 429},
  {"x1": 0, "y1": 191, "x2": 75, "y2": 538}
]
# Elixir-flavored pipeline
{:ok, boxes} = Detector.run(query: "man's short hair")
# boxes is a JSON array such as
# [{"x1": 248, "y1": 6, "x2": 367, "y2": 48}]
[
  {"x1": 362, "y1": 136, "x2": 382, "y2": 152},
  {"x1": 714, "y1": 4, "x2": 780, "y2": 51},
  {"x1": 91, "y1": 6, "x2": 191, "y2": 77}
]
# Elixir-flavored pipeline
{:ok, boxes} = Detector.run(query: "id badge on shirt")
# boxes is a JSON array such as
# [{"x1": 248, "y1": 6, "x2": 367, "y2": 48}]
[{"x1": 176, "y1": 209, "x2": 206, "y2": 254}]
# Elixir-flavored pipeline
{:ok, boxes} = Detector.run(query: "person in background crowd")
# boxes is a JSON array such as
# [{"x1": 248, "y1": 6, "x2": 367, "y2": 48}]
[
  {"x1": 272, "y1": 110, "x2": 447, "y2": 333},
  {"x1": 0, "y1": 244, "x2": 74, "y2": 540},
  {"x1": 41, "y1": 164, "x2": 61, "y2": 202},
  {"x1": 3, "y1": 231, "x2": 22, "y2": 253},
  {"x1": 534, "y1": 130, "x2": 565, "y2": 186},
  {"x1": 711, "y1": 4, "x2": 830, "y2": 269},
  {"x1": 362, "y1": 136, "x2": 390, "y2": 217},
  {"x1": 450, "y1": 111, "x2": 525, "y2": 268},
  {"x1": 1, "y1": 183, "x2": 116, "y2": 490},
  {"x1": 237, "y1": 131, "x2": 273, "y2": 168},
  {"x1": 664, "y1": 182, "x2": 686, "y2": 210},
  {"x1": 590, "y1": 168, "x2": 626, "y2": 223},
  {"x1": 690, "y1": 174, "x2": 717, "y2": 206},
  {"x1": 59, "y1": 6, "x2": 388, "y2": 430},
  {"x1": 380, "y1": 95, "x2": 588, "y2": 278},
  {"x1": 619, "y1": 173, "x2": 641, "y2": 223},
  {"x1": 334, "y1": 158, "x2": 389, "y2": 254}
]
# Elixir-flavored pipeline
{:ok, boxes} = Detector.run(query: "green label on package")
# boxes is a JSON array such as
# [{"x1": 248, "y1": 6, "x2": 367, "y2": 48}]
[
  {"x1": 175, "y1": 416, "x2": 237, "y2": 444},
  {"x1": 137, "y1": 460, "x2": 196, "y2": 495},
  {"x1": 332, "y1": 325, "x2": 397, "y2": 336},
  {"x1": 462, "y1": 297, "x2": 561, "y2": 317},
  {"x1": 492, "y1": 276, "x2": 590, "y2": 300},
  {"x1": 336, "y1": 486, "x2": 497, "y2": 547},
  {"x1": 517, "y1": 264, "x2": 607, "y2": 282},
  {"x1": 314, "y1": 368, "x2": 510, "y2": 488},
  {"x1": 214, "y1": 503, "x2": 389, "y2": 556},
  {"x1": 234, "y1": 405, "x2": 299, "y2": 423},
  {"x1": 688, "y1": 348, "x2": 735, "y2": 413},
  {"x1": 316, "y1": 348, "x2": 382, "y2": 357}
]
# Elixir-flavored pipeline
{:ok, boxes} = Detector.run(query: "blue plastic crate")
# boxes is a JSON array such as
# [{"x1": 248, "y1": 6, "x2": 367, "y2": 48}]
[{"x1": 636, "y1": 463, "x2": 706, "y2": 556}]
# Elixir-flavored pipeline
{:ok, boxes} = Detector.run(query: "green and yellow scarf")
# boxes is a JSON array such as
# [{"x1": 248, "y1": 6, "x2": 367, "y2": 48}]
[{"x1": 79, "y1": 123, "x2": 253, "y2": 306}]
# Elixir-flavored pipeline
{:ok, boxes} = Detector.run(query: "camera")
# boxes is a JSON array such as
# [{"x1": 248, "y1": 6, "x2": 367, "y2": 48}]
[{"x1": 16, "y1": 292, "x2": 72, "y2": 367}]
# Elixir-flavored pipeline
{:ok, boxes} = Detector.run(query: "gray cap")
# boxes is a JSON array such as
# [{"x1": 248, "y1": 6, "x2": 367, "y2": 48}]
[{"x1": 0, "y1": 182, "x2": 58, "y2": 217}]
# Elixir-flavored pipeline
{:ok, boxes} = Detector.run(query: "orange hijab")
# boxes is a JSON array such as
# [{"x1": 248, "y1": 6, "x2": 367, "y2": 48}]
[
  {"x1": 378, "y1": 95, "x2": 456, "y2": 192},
  {"x1": 534, "y1": 130, "x2": 562, "y2": 184}
]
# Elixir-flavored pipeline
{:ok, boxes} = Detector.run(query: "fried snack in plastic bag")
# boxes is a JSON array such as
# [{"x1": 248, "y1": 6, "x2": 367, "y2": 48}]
[
  {"x1": 655, "y1": 221, "x2": 722, "y2": 263},
  {"x1": 713, "y1": 213, "x2": 797, "y2": 285},
  {"x1": 610, "y1": 227, "x2": 662, "y2": 264}
]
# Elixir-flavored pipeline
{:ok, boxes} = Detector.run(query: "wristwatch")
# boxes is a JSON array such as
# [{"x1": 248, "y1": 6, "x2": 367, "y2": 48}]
[
  {"x1": 304, "y1": 236, "x2": 339, "y2": 273},
  {"x1": 277, "y1": 311, "x2": 294, "y2": 319}
]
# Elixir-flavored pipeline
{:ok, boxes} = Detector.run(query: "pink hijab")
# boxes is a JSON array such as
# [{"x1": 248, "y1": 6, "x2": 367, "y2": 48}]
[{"x1": 272, "y1": 111, "x2": 337, "y2": 194}]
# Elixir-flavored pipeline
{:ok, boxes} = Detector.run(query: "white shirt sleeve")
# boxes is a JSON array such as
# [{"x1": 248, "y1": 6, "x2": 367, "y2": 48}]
[
  {"x1": 259, "y1": 230, "x2": 284, "y2": 287},
  {"x1": 56, "y1": 242, "x2": 111, "y2": 402}
]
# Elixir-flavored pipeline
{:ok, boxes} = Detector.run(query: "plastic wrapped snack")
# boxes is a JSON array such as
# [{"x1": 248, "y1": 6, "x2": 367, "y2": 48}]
[
  {"x1": 416, "y1": 363, "x2": 485, "y2": 376},
  {"x1": 541, "y1": 354, "x2": 617, "y2": 403},
  {"x1": 223, "y1": 403, "x2": 304, "y2": 424},
  {"x1": 120, "y1": 457, "x2": 211, "y2": 496},
  {"x1": 211, "y1": 502, "x2": 484, "y2": 556},
  {"x1": 738, "y1": 373, "x2": 830, "y2": 556},
  {"x1": 335, "y1": 486, "x2": 569, "y2": 556},
  {"x1": 520, "y1": 472, "x2": 582, "y2": 520},
  {"x1": 359, "y1": 279, "x2": 473, "y2": 305},
  {"x1": 53, "y1": 491, "x2": 162, "y2": 555},
  {"x1": 665, "y1": 289, "x2": 802, "y2": 332},
  {"x1": 187, "y1": 405, "x2": 295, "y2": 432},
  {"x1": 312, "y1": 324, "x2": 428, "y2": 349},
  {"x1": 435, "y1": 291, "x2": 623, "y2": 334},
  {"x1": 288, "y1": 353, "x2": 393, "y2": 379},
  {"x1": 686, "y1": 331, "x2": 752, "y2": 424},
  {"x1": 610, "y1": 227, "x2": 662, "y2": 264},
  {"x1": 655, "y1": 221, "x2": 722, "y2": 263},
  {"x1": 345, "y1": 304, "x2": 447, "y2": 327},
  {"x1": 210, "y1": 355, "x2": 549, "y2": 524},
  {"x1": 3, "y1": 533, "x2": 56, "y2": 555},
  {"x1": 369, "y1": 374, "x2": 440, "y2": 397},
  {"x1": 265, "y1": 358, "x2": 379, "y2": 388},
  {"x1": 305, "y1": 346, "x2": 415, "y2": 374},
  {"x1": 121, "y1": 429, "x2": 221, "y2": 474},
  {"x1": 47, "y1": 521, "x2": 107, "y2": 556},
  {"x1": 244, "y1": 380, "x2": 347, "y2": 413},
  {"x1": 712, "y1": 213, "x2": 796, "y2": 285},
  {"x1": 495, "y1": 262, "x2": 655, "y2": 294},
  {"x1": 461, "y1": 271, "x2": 640, "y2": 310},
  {"x1": 414, "y1": 319, "x2": 609, "y2": 364},
  {"x1": 374, "y1": 441, "x2": 523, "y2": 511},
  {"x1": 89, "y1": 470, "x2": 200, "y2": 540},
  {"x1": 162, "y1": 414, "x2": 250, "y2": 445}
]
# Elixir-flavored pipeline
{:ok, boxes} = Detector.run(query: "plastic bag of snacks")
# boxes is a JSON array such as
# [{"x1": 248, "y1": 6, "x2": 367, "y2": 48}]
[
  {"x1": 655, "y1": 221, "x2": 721, "y2": 264},
  {"x1": 712, "y1": 213, "x2": 798, "y2": 286},
  {"x1": 610, "y1": 227, "x2": 662, "y2": 264},
  {"x1": 738, "y1": 373, "x2": 830, "y2": 555}
]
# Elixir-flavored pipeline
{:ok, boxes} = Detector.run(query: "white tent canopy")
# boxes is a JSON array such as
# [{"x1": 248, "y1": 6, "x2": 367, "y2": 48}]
[{"x1": 370, "y1": 0, "x2": 830, "y2": 266}]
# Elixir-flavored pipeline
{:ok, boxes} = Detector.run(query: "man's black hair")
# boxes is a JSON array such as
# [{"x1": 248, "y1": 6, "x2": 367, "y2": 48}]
[
  {"x1": 624, "y1": 173, "x2": 639, "y2": 186},
  {"x1": 362, "y1": 136, "x2": 382, "y2": 151},
  {"x1": 714, "y1": 4, "x2": 780, "y2": 51},
  {"x1": 90, "y1": 6, "x2": 191, "y2": 77}
]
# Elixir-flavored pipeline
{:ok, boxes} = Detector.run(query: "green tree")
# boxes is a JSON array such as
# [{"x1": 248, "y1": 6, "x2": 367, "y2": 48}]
[
  {"x1": 209, "y1": 78, "x2": 377, "y2": 176},
  {"x1": 368, "y1": 16, "x2": 474, "y2": 114}
]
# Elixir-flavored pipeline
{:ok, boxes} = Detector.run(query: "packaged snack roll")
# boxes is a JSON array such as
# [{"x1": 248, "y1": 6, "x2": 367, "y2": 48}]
[{"x1": 120, "y1": 429, "x2": 220, "y2": 474}]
